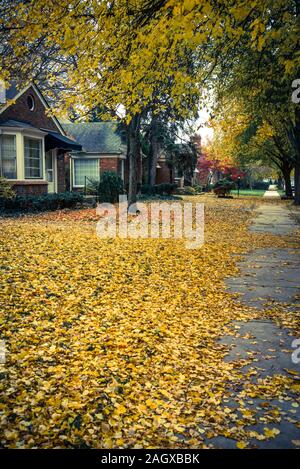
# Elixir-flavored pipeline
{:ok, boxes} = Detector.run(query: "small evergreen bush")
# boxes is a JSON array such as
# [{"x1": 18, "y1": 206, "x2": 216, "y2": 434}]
[
  {"x1": 213, "y1": 179, "x2": 235, "y2": 197},
  {"x1": 0, "y1": 177, "x2": 16, "y2": 203},
  {"x1": 86, "y1": 172, "x2": 124, "y2": 203}
]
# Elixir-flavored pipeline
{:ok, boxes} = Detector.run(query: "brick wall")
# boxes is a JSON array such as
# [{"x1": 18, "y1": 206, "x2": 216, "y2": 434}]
[
  {"x1": 11, "y1": 181, "x2": 48, "y2": 195},
  {"x1": 100, "y1": 158, "x2": 118, "y2": 173},
  {"x1": 156, "y1": 161, "x2": 173, "y2": 184},
  {"x1": 0, "y1": 86, "x2": 59, "y2": 132},
  {"x1": 57, "y1": 152, "x2": 70, "y2": 193},
  {"x1": 70, "y1": 157, "x2": 124, "y2": 192},
  {"x1": 64, "y1": 154, "x2": 71, "y2": 192},
  {"x1": 124, "y1": 158, "x2": 129, "y2": 189}
]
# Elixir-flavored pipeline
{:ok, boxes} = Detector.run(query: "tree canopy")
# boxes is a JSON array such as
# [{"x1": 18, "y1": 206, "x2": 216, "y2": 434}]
[
  {"x1": 1, "y1": 0, "x2": 299, "y2": 201},
  {"x1": 1, "y1": 1, "x2": 298, "y2": 119}
]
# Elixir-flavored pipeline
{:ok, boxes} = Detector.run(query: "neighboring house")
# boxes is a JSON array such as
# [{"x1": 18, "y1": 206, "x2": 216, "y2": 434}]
[
  {"x1": 0, "y1": 83, "x2": 82, "y2": 195},
  {"x1": 0, "y1": 83, "x2": 126, "y2": 195},
  {"x1": 195, "y1": 151, "x2": 213, "y2": 186},
  {"x1": 0, "y1": 81, "x2": 172, "y2": 197},
  {"x1": 156, "y1": 149, "x2": 174, "y2": 184},
  {"x1": 62, "y1": 122, "x2": 126, "y2": 191}
]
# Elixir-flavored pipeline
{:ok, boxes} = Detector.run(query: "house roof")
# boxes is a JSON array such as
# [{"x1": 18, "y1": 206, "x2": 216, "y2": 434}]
[
  {"x1": 45, "y1": 131, "x2": 82, "y2": 152},
  {"x1": 62, "y1": 122, "x2": 126, "y2": 154},
  {"x1": 0, "y1": 119, "x2": 37, "y2": 129},
  {"x1": 0, "y1": 119, "x2": 82, "y2": 151},
  {"x1": 0, "y1": 82, "x2": 66, "y2": 136}
]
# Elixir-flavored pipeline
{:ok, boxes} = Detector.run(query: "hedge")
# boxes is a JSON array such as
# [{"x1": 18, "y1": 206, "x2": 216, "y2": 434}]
[
  {"x1": 141, "y1": 183, "x2": 177, "y2": 196},
  {"x1": 0, "y1": 192, "x2": 84, "y2": 212}
]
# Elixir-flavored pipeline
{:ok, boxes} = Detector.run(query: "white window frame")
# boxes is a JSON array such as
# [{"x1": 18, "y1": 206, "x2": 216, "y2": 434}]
[
  {"x1": 0, "y1": 133, "x2": 17, "y2": 179},
  {"x1": 27, "y1": 94, "x2": 35, "y2": 111},
  {"x1": 24, "y1": 136, "x2": 43, "y2": 179},
  {"x1": 73, "y1": 158, "x2": 100, "y2": 188}
]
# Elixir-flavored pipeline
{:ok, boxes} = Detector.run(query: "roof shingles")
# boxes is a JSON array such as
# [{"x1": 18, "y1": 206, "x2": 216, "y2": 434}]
[{"x1": 62, "y1": 122, "x2": 125, "y2": 154}]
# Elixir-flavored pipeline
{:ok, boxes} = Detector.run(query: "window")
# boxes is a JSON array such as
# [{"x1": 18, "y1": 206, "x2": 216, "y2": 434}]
[
  {"x1": 27, "y1": 95, "x2": 35, "y2": 111},
  {"x1": 0, "y1": 134, "x2": 17, "y2": 179},
  {"x1": 74, "y1": 159, "x2": 99, "y2": 186},
  {"x1": 24, "y1": 137, "x2": 42, "y2": 179}
]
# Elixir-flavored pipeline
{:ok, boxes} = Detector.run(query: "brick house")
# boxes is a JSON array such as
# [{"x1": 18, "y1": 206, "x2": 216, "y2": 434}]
[
  {"x1": 62, "y1": 122, "x2": 126, "y2": 191},
  {"x1": 0, "y1": 83, "x2": 127, "y2": 195},
  {"x1": 0, "y1": 83, "x2": 82, "y2": 195},
  {"x1": 155, "y1": 150, "x2": 174, "y2": 185}
]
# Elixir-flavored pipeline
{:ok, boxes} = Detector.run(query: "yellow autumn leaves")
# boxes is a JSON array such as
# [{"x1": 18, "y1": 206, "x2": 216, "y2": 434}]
[
  {"x1": 237, "y1": 428, "x2": 281, "y2": 448},
  {"x1": 0, "y1": 196, "x2": 299, "y2": 448},
  {"x1": 5, "y1": 0, "x2": 296, "y2": 123}
]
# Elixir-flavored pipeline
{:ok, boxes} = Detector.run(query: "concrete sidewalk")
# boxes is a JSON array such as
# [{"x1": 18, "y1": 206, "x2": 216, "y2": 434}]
[
  {"x1": 207, "y1": 203, "x2": 300, "y2": 449},
  {"x1": 249, "y1": 204, "x2": 298, "y2": 235},
  {"x1": 263, "y1": 184, "x2": 281, "y2": 198}
]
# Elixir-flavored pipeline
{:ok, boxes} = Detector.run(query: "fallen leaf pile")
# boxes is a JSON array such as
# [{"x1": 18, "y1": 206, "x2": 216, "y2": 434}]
[{"x1": 0, "y1": 195, "x2": 299, "y2": 448}]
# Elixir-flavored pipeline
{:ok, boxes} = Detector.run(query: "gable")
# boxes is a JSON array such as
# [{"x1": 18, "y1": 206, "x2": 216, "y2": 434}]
[{"x1": 0, "y1": 85, "x2": 63, "y2": 134}]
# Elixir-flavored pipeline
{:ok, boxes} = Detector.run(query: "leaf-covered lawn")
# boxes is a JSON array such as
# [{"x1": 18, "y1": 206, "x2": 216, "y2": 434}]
[{"x1": 0, "y1": 196, "x2": 299, "y2": 448}]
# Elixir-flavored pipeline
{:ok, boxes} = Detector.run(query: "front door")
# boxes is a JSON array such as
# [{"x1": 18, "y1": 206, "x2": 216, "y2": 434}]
[{"x1": 45, "y1": 150, "x2": 55, "y2": 193}]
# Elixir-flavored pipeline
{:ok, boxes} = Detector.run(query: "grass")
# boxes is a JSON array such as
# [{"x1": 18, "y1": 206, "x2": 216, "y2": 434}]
[{"x1": 231, "y1": 189, "x2": 285, "y2": 197}]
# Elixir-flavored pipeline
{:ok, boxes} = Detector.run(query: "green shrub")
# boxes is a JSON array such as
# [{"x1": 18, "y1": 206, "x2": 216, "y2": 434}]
[
  {"x1": 193, "y1": 184, "x2": 203, "y2": 194},
  {"x1": 0, "y1": 178, "x2": 16, "y2": 210},
  {"x1": 184, "y1": 186, "x2": 196, "y2": 195},
  {"x1": 98, "y1": 171, "x2": 124, "y2": 203},
  {"x1": 213, "y1": 179, "x2": 235, "y2": 197},
  {"x1": 141, "y1": 184, "x2": 156, "y2": 195},
  {"x1": 58, "y1": 192, "x2": 84, "y2": 208},
  {"x1": 2, "y1": 192, "x2": 83, "y2": 212},
  {"x1": 86, "y1": 172, "x2": 124, "y2": 203},
  {"x1": 155, "y1": 183, "x2": 177, "y2": 195},
  {"x1": 252, "y1": 181, "x2": 269, "y2": 190},
  {"x1": 0, "y1": 177, "x2": 16, "y2": 203},
  {"x1": 175, "y1": 186, "x2": 197, "y2": 195},
  {"x1": 141, "y1": 183, "x2": 177, "y2": 196},
  {"x1": 85, "y1": 178, "x2": 100, "y2": 195}
]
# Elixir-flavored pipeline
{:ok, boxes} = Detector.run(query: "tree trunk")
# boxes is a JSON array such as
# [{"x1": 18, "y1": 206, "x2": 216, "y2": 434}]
[
  {"x1": 294, "y1": 85, "x2": 300, "y2": 204},
  {"x1": 294, "y1": 125, "x2": 300, "y2": 204},
  {"x1": 128, "y1": 114, "x2": 141, "y2": 208},
  {"x1": 248, "y1": 171, "x2": 253, "y2": 190},
  {"x1": 282, "y1": 165, "x2": 293, "y2": 198},
  {"x1": 295, "y1": 159, "x2": 300, "y2": 204},
  {"x1": 137, "y1": 134, "x2": 142, "y2": 191},
  {"x1": 148, "y1": 117, "x2": 159, "y2": 186}
]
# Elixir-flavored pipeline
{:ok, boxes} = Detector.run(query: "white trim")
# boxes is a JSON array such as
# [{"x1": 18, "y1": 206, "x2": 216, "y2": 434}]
[
  {"x1": 72, "y1": 163, "x2": 85, "y2": 188},
  {"x1": 45, "y1": 149, "x2": 57, "y2": 193},
  {"x1": 70, "y1": 153, "x2": 73, "y2": 190},
  {"x1": 54, "y1": 150, "x2": 58, "y2": 193},
  {"x1": 0, "y1": 132, "x2": 17, "y2": 180},
  {"x1": 23, "y1": 134, "x2": 44, "y2": 180},
  {"x1": 0, "y1": 83, "x2": 66, "y2": 136},
  {"x1": 27, "y1": 94, "x2": 35, "y2": 111},
  {"x1": 72, "y1": 157, "x2": 100, "y2": 189},
  {"x1": 6, "y1": 180, "x2": 48, "y2": 184},
  {"x1": 0, "y1": 126, "x2": 47, "y2": 136}
]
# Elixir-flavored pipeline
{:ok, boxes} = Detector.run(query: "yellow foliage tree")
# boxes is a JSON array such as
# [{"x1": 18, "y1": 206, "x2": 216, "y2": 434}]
[{"x1": 0, "y1": 0, "x2": 299, "y2": 201}]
